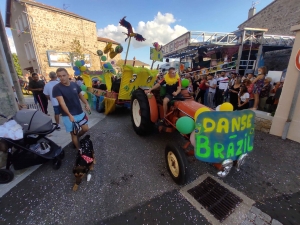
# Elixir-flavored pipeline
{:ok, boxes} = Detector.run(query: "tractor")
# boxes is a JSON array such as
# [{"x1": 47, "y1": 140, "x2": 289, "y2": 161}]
[{"x1": 130, "y1": 86, "x2": 254, "y2": 185}]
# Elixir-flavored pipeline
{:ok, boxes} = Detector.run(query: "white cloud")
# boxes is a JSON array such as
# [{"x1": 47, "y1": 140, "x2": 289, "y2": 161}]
[
  {"x1": 97, "y1": 12, "x2": 188, "y2": 49},
  {"x1": 7, "y1": 36, "x2": 16, "y2": 53}
]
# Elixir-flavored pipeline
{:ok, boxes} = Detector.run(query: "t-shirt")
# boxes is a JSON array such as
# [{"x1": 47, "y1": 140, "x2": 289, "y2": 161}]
[
  {"x1": 218, "y1": 76, "x2": 229, "y2": 90},
  {"x1": 43, "y1": 80, "x2": 59, "y2": 106},
  {"x1": 159, "y1": 78, "x2": 181, "y2": 95},
  {"x1": 240, "y1": 92, "x2": 250, "y2": 102},
  {"x1": 208, "y1": 79, "x2": 217, "y2": 93},
  {"x1": 28, "y1": 80, "x2": 45, "y2": 96},
  {"x1": 52, "y1": 82, "x2": 83, "y2": 116}
]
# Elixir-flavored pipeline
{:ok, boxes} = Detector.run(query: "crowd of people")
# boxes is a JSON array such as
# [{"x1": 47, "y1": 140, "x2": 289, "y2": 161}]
[{"x1": 155, "y1": 66, "x2": 284, "y2": 113}]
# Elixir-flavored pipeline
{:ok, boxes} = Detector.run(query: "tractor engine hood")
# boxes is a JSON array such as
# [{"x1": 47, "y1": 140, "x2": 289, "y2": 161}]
[{"x1": 173, "y1": 101, "x2": 213, "y2": 118}]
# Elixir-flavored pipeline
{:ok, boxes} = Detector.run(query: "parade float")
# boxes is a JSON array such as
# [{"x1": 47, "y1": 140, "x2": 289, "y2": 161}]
[{"x1": 73, "y1": 17, "x2": 158, "y2": 115}]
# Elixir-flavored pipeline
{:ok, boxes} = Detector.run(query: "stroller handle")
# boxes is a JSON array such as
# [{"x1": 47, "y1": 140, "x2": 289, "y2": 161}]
[{"x1": 25, "y1": 123, "x2": 59, "y2": 136}]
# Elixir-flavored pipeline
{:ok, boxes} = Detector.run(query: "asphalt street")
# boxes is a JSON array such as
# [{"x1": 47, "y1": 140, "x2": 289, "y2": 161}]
[{"x1": 0, "y1": 107, "x2": 299, "y2": 225}]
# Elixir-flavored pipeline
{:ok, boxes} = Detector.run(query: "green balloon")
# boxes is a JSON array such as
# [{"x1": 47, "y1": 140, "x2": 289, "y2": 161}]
[
  {"x1": 106, "y1": 63, "x2": 113, "y2": 69},
  {"x1": 181, "y1": 79, "x2": 190, "y2": 88},
  {"x1": 81, "y1": 84, "x2": 87, "y2": 92},
  {"x1": 176, "y1": 116, "x2": 195, "y2": 134},
  {"x1": 101, "y1": 56, "x2": 107, "y2": 61},
  {"x1": 75, "y1": 61, "x2": 81, "y2": 67}
]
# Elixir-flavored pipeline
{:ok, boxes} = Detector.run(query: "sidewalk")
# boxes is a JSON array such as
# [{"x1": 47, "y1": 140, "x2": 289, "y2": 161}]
[{"x1": 0, "y1": 96, "x2": 105, "y2": 197}]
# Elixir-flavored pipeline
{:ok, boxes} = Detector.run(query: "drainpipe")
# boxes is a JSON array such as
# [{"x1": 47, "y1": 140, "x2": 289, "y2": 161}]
[{"x1": 281, "y1": 71, "x2": 300, "y2": 139}]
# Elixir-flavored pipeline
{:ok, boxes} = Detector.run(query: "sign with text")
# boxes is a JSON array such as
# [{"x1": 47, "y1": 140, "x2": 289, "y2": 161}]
[
  {"x1": 194, "y1": 110, "x2": 255, "y2": 163},
  {"x1": 162, "y1": 32, "x2": 190, "y2": 56},
  {"x1": 150, "y1": 47, "x2": 163, "y2": 62}
]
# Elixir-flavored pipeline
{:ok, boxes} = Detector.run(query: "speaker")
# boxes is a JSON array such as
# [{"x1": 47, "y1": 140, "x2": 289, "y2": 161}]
[{"x1": 166, "y1": 58, "x2": 169, "y2": 62}]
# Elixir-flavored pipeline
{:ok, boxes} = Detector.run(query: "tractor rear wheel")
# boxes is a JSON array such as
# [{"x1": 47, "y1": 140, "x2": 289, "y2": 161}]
[
  {"x1": 165, "y1": 144, "x2": 188, "y2": 185},
  {"x1": 131, "y1": 89, "x2": 153, "y2": 135}
]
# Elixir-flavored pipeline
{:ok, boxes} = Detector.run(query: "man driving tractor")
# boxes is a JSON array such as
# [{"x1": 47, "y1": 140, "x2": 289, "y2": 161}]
[{"x1": 148, "y1": 67, "x2": 182, "y2": 119}]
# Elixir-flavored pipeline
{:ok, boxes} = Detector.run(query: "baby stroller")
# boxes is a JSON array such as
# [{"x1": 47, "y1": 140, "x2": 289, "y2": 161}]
[{"x1": 0, "y1": 109, "x2": 64, "y2": 184}]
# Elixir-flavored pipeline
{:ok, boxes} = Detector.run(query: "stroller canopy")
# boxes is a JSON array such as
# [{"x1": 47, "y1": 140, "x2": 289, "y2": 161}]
[{"x1": 14, "y1": 109, "x2": 52, "y2": 134}]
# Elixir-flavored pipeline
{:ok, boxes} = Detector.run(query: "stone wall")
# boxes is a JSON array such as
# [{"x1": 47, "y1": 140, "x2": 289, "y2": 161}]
[
  {"x1": 264, "y1": 49, "x2": 292, "y2": 71},
  {"x1": 255, "y1": 116, "x2": 273, "y2": 133},
  {"x1": 238, "y1": 0, "x2": 300, "y2": 36},
  {"x1": 25, "y1": 4, "x2": 120, "y2": 77}
]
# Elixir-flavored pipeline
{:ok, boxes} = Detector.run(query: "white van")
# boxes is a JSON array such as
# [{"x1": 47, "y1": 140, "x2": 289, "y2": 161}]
[{"x1": 159, "y1": 61, "x2": 180, "y2": 72}]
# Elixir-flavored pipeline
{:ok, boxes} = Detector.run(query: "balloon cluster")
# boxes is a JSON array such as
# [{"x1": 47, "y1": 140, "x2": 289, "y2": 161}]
[
  {"x1": 100, "y1": 43, "x2": 123, "y2": 59},
  {"x1": 80, "y1": 83, "x2": 88, "y2": 99},
  {"x1": 73, "y1": 60, "x2": 87, "y2": 76},
  {"x1": 153, "y1": 42, "x2": 162, "y2": 52}
]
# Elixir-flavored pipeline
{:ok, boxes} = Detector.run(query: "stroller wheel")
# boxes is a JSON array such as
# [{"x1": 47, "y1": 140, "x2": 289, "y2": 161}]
[
  {"x1": 0, "y1": 169, "x2": 14, "y2": 184},
  {"x1": 58, "y1": 150, "x2": 65, "y2": 160},
  {"x1": 52, "y1": 158, "x2": 62, "y2": 170}
]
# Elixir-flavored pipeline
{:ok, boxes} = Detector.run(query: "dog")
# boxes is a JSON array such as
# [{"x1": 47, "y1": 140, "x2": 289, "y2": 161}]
[{"x1": 73, "y1": 135, "x2": 96, "y2": 191}]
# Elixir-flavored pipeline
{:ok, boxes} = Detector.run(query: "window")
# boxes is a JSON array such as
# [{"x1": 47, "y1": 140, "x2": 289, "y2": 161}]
[
  {"x1": 15, "y1": 20, "x2": 20, "y2": 35},
  {"x1": 21, "y1": 13, "x2": 28, "y2": 28},
  {"x1": 24, "y1": 44, "x2": 30, "y2": 60},
  {"x1": 28, "y1": 41, "x2": 35, "y2": 59},
  {"x1": 18, "y1": 16, "x2": 23, "y2": 32}
]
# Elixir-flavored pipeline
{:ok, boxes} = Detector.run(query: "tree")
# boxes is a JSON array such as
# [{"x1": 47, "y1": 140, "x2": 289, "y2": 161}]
[
  {"x1": 12, "y1": 53, "x2": 22, "y2": 77},
  {"x1": 68, "y1": 39, "x2": 85, "y2": 66}
]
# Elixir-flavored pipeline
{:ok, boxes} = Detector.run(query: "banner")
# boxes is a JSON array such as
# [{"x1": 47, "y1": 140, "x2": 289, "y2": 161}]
[
  {"x1": 162, "y1": 32, "x2": 190, "y2": 55},
  {"x1": 194, "y1": 110, "x2": 255, "y2": 163},
  {"x1": 118, "y1": 65, "x2": 157, "y2": 100},
  {"x1": 47, "y1": 51, "x2": 91, "y2": 67},
  {"x1": 150, "y1": 47, "x2": 163, "y2": 62}
]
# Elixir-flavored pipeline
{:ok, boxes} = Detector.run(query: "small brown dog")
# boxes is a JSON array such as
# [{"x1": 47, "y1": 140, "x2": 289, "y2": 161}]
[{"x1": 73, "y1": 135, "x2": 95, "y2": 191}]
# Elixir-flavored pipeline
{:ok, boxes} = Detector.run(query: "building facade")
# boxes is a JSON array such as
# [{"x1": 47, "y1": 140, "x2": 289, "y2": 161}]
[
  {"x1": 5, "y1": 0, "x2": 121, "y2": 79},
  {"x1": 238, "y1": 0, "x2": 300, "y2": 71}
]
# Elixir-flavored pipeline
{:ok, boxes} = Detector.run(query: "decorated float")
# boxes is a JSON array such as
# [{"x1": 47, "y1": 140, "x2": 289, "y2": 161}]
[{"x1": 73, "y1": 16, "x2": 158, "y2": 115}]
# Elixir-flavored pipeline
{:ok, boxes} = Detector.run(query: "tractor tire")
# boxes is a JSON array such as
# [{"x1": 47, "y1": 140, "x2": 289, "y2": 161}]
[
  {"x1": 165, "y1": 144, "x2": 188, "y2": 185},
  {"x1": 131, "y1": 89, "x2": 153, "y2": 135}
]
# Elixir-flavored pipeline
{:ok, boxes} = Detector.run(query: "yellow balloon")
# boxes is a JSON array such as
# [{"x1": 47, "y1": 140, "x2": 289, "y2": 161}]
[
  {"x1": 194, "y1": 107, "x2": 210, "y2": 120},
  {"x1": 80, "y1": 66, "x2": 87, "y2": 72},
  {"x1": 220, "y1": 102, "x2": 234, "y2": 111},
  {"x1": 84, "y1": 92, "x2": 88, "y2": 99}
]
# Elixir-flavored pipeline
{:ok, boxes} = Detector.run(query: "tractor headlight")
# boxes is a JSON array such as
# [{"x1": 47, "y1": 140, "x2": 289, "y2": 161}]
[{"x1": 217, "y1": 159, "x2": 233, "y2": 178}]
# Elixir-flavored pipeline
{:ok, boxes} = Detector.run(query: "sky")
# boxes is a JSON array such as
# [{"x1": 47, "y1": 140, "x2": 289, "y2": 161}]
[{"x1": 0, "y1": 0, "x2": 274, "y2": 67}]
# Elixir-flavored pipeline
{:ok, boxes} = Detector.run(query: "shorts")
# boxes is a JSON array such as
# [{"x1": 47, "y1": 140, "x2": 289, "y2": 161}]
[
  {"x1": 53, "y1": 106, "x2": 61, "y2": 115},
  {"x1": 164, "y1": 93, "x2": 184, "y2": 101},
  {"x1": 62, "y1": 112, "x2": 88, "y2": 132}
]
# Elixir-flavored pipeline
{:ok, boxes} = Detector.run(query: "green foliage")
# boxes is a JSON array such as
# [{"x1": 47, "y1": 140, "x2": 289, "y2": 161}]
[
  {"x1": 68, "y1": 39, "x2": 85, "y2": 65},
  {"x1": 12, "y1": 53, "x2": 22, "y2": 77}
]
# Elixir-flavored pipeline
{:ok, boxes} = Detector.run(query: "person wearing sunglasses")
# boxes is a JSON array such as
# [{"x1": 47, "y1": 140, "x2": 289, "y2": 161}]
[{"x1": 148, "y1": 67, "x2": 182, "y2": 119}]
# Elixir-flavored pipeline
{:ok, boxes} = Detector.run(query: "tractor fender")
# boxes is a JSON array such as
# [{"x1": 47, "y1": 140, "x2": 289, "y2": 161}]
[{"x1": 147, "y1": 94, "x2": 158, "y2": 123}]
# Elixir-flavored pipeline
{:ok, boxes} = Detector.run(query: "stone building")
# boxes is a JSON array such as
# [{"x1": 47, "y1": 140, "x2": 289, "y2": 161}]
[
  {"x1": 5, "y1": 0, "x2": 121, "y2": 79},
  {"x1": 238, "y1": 0, "x2": 300, "y2": 71}
]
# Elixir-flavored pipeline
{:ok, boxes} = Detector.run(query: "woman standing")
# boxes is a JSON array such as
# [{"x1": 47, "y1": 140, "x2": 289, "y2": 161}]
[
  {"x1": 195, "y1": 75, "x2": 209, "y2": 104},
  {"x1": 243, "y1": 79, "x2": 254, "y2": 108},
  {"x1": 237, "y1": 86, "x2": 250, "y2": 110},
  {"x1": 229, "y1": 77, "x2": 241, "y2": 110},
  {"x1": 252, "y1": 66, "x2": 267, "y2": 110},
  {"x1": 259, "y1": 77, "x2": 272, "y2": 111}
]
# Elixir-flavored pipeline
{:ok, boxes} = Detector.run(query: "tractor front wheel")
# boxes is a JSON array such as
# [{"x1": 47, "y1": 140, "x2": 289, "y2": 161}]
[
  {"x1": 131, "y1": 89, "x2": 153, "y2": 135},
  {"x1": 165, "y1": 144, "x2": 188, "y2": 185}
]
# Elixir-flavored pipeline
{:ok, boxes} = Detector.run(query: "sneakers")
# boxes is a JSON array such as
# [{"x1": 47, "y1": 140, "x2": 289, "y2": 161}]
[{"x1": 56, "y1": 124, "x2": 61, "y2": 130}]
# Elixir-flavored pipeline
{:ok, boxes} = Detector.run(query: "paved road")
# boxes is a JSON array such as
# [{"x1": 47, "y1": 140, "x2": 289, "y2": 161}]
[{"x1": 0, "y1": 107, "x2": 299, "y2": 225}]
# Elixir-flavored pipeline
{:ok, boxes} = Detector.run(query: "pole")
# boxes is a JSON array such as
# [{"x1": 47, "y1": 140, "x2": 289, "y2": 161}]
[
  {"x1": 151, "y1": 60, "x2": 156, "y2": 70},
  {"x1": 246, "y1": 31, "x2": 253, "y2": 71},
  {"x1": 124, "y1": 36, "x2": 132, "y2": 65},
  {"x1": 282, "y1": 70, "x2": 300, "y2": 139},
  {"x1": 236, "y1": 30, "x2": 246, "y2": 74}
]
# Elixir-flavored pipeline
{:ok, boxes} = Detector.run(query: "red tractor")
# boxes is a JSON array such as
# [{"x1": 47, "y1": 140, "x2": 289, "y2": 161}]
[{"x1": 130, "y1": 87, "x2": 251, "y2": 185}]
